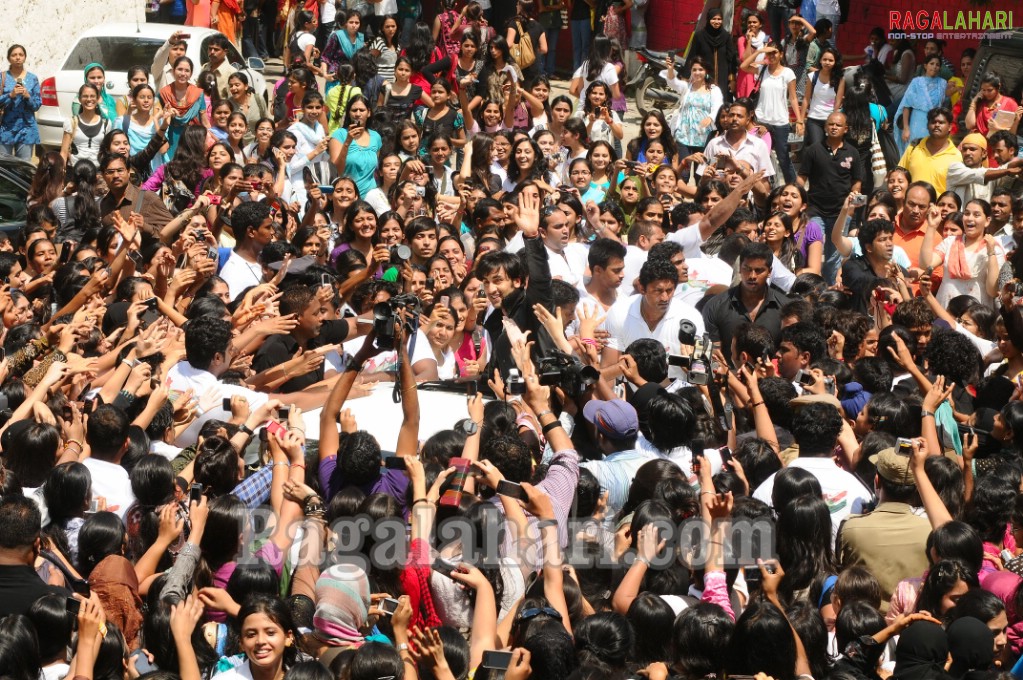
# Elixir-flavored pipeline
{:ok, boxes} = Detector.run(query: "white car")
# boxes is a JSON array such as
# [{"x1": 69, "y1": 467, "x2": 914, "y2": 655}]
[{"x1": 36, "y1": 23, "x2": 267, "y2": 150}]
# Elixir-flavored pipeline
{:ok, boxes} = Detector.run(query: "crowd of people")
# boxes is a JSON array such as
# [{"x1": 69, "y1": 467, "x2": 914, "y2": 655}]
[{"x1": 3, "y1": 2, "x2": 1023, "y2": 680}]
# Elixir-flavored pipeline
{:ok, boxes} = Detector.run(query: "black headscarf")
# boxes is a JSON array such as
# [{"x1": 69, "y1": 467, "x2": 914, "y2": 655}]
[
  {"x1": 892, "y1": 621, "x2": 954, "y2": 680},
  {"x1": 947, "y1": 617, "x2": 995, "y2": 680},
  {"x1": 701, "y1": 9, "x2": 729, "y2": 50}
]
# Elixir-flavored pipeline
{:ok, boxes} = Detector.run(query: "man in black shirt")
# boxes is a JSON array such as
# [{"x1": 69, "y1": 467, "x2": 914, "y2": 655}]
[
  {"x1": 702, "y1": 242, "x2": 790, "y2": 365},
  {"x1": 252, "y1": 285, "x2": 352, "y2": 392},
  {"x1": 0, "y1": 497, "x2": 68, "y2": 617},
  {"x1": 842, "y1": 218, "x2": 898, "y2": 315},
  {"x1": 798, "y1": 112, "x2": 862, "y2": 284}
]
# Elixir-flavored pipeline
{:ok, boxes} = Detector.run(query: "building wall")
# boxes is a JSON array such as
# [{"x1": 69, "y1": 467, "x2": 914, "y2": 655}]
[
  {"x1": 648, "y1": 0, "x2": 1019, "y2": 64},
  {"x1": 1, "y1": 0, "x2": 142, "y2": 77}
]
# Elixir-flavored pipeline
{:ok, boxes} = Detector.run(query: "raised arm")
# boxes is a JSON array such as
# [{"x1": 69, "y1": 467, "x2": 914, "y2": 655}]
[{"x1": 394, "y1": 321, "x2": 421, "y2": 457}]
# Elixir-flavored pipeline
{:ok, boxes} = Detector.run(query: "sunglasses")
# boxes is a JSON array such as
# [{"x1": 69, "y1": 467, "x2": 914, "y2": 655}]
[{"x1": 518, "y1": 606, "x2": 562, "y2": 621}]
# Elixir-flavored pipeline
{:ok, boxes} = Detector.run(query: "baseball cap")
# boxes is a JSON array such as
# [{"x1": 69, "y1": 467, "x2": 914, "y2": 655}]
[
  {"x1": 868, "y1": 447, "x2": 914, "y2": 486},
  {"x1": 583, "y1": 399, "x2": 639, "y2": 440}
]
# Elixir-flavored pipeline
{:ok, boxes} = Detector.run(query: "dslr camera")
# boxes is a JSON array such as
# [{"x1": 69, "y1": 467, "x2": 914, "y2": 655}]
[
  {"x1": 372, "y1": 293, "x2": 422, "y2": 349},
  {"x1": 536, "y1": 351, "x2": 600, "y2": 397}
]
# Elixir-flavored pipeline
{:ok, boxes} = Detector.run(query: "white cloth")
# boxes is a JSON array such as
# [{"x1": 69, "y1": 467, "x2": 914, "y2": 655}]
[
  {"x1": 932, "y1": 235, "x2": 1006, "y2": 307},
  {"x1": 150, "y1": 440, "x2": 182, "y2": 461},
  {"x1": 166, "y1": 361, "x2": 269, "y2": 447},
  {"x1": 545, "y1": 243, "x2": 588, "y2": 287},
  {"x1": 375, "y1": 0, "x2": 398, "y2": 14},
  {"x1": 82, "y1": 458, "x2": 135, "y2": 520},
  {"x1": 602, "y1": 295, "x2": 706, "y2": 354},
  {"x1": 946, "y1": 163, "x2": 992, "y2": 204},
  {"x1": 220, "y1": 251, "x2": 265, "y2": 301},
  {"x1": 755, "y1": 67, "x2": 796, "y2": 126},
  {"x1": 572, "y1": 62, "x2": 619, "y2": 110},
  {"x1": 618, "y1": 245, "x2": 648, "y2": 297},
  {"x1": 667, "y1": 224, "x2": 705, "y2": 259},
  {"x1": 753, "y1": 457, "x2": 873, "y2": 543},
  {"x1": 686, "y1": 256, "x2": 734, "y2": 289},
  {"x1": 699, "y1": 132, "x2": 775, "y2": 178}
]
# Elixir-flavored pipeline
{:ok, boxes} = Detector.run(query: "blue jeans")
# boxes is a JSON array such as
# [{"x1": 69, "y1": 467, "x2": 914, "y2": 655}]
[
  {"x1": 543, "y1": 27, "x2": 560, "y2": 76},
  {"x1": 766, "y1": 123, "x2": 797, "y2": 184},
  {"x1": 0, "y1": 143, "x2": 33, "y2": 161},
  {"x1": 400, "y1": 15, "x2": 418, "y2": 45},
  {"x1": 570, "y1": 19, "x2": 592, "y2": 72},
  {"x1": 810, "y1": 213, "x2": 842, "y2": 285},
  {"x1": 242, "y1": 13, "x2": 268, "y2": 59}
]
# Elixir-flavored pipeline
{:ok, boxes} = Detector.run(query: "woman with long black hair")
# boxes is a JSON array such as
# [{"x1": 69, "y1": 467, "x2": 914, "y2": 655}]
[
  {"x1": 843, "y1": 74, "x2": 889, "y2": 197},
  {"x1": 505, "y1": 0, "x2": 547, "y2": 83},
  {"x1": 776, "y1": 494, "x2": 837, "y2": 605},
  {"x1": 569, "y1": 35, "x2": 621, "y2": 113}
]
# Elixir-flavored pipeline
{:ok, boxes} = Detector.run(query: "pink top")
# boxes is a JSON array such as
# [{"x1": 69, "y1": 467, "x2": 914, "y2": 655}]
[
  {"x1": 702, "y1": 570, "x2": 735, "y2": 621},
  {"x1": 208, "y1": 541, "x2": 284, "y2": 622}
]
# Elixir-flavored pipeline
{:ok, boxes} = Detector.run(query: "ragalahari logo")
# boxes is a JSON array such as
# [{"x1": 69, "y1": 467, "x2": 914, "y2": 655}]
[{"x1": 888, "y1": 10, "x2": 1015, "y2": 40}]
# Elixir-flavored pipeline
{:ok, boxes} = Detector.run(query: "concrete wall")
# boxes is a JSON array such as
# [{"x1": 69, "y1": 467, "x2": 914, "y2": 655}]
[{"x1": 1, "y1": 0, "x2": 143, "y2": 78}]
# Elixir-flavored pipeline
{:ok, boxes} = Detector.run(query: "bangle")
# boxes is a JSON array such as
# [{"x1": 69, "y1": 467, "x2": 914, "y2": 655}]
[
  {"x1": 541, "y1": 420, "x2": 563, "y2": 435},
  {"x1": 636, "y1": 555, "x2": 651, "y2": 566},
  {"x1": 413, "y1": 498, "x2": 432, "y2": 506},
  {"x1": 288, "y1": 426, "x2": 306, "y2": 434},
  {"x1": 700, "y1": 491, "x2": 717, "y2": 496},
  {"x1": 581, "y1": 337, "x2": 599, "y2": 346},
  {"x1": 65, "y1": 439, "x2": 84, "y2": 450},
  {"x1": 292, "y1": 463, "x2": 306, "y2": 470},
  {"x1": 535, "y1": 409, "x2": 553, "y2": 419},
  {"x1": 272, "y1": 461, "x2": 290, "y2": 468},
  {"x1": 749, "y1": 401, "x2": 765, "y2": 408},
  {"x1": 922, "y1": 410, "x2": 936, "y2": 419}
]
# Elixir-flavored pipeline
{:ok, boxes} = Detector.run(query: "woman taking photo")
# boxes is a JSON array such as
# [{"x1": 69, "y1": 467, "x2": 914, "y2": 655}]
[
  {"x1": 664, "y1": 56, "x2": 721, "y2": 164},
  {"x1": 228, "y1": 72, "x2": 267, "y2": 143},
  {"x1": 330, "y1": 96, "x2": 384, "y2": 200},
  {"x1": 61, "y1": 84, "x2": 109, "y2": 166},
  {"x1": 578, "y1": 81, "x2": 623, "y2": 147},
  {"x1": 800, "y1": 47, "x2": 844, "y2": 148},
  {"x1": 741, "y1": 44, "x2": 802, "y2": 184},
  {"x1": 895, "y1": 54, "x2": 947, "y2": 153},
  {"x1": 159, "y1": 57, "x2": 209, "y2": 159},
  {"x1": 0, "y1": 44, "x2": 41, "y2": 160}
]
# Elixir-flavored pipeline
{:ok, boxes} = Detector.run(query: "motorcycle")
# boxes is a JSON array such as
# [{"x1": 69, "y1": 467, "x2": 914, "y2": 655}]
[{"x1": 631, "y1": 48, "x2": 681, "y2": 118}]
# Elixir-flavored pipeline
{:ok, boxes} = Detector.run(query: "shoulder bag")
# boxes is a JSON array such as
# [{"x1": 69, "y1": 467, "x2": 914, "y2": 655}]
[{"x1": 510, "y1": 21, "x2": 537, "y2": 70}]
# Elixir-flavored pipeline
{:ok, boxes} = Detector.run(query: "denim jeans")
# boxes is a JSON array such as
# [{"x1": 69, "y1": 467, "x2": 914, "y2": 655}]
[
  {"x1": 804, "y1": 117, "x2": 825, "y2": 148},
  {"x1": 766, "y1": 4, "x2": 793, "y2": 47},
  {"x1": 543, "y1": 27, "x2": 560, "y2": 76},
  {"x1": 766, "y1": 123, "x2": 797, "y2": 184},
  {"x1": 810, "y1": 213, "x2": 842, "y2": 285},
  {"x1": 242, "y1": 13, "x2": 268, "y2": 59},
  {"x1": 570, "y1": 19, "x2": 592, "y2": 71},
  {"x1": 400, "y1": 15, "x2": 418, "y2": 45},
  {"x1": 0, "y1": 143, "x2": 33, "y2": 161}
]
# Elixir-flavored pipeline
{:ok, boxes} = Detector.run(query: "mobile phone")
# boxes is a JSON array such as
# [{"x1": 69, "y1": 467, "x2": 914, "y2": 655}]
[
  {"x1": 223, "y1": 397, "x2": 232, "y2": 411},
  {"x1": 384, "y1": 456, "x2": 408, "y2": 470},
  {"x1": 425, "y1": 277, "x2": 435, "y2": 291},
  {"x1": 439, "y1": 457, "x2": 471, "y2": 507},
  {"x1": 623, "y1": 160, "x2": 641, "y2": 169},
  {"x1": 660, "y1": 193, "x2": 673, "y2": 203},
  {"x1": 481, "y1": 651, "x2": 514, "y2": 670},
  {"x1": 477, "y1": 287, "x2": 487, "y2": 299},
  {"x1": 60, "y1": 242, "x2": 74, "y2": 264},
  {"x1": 415, "y1": 185, "x2": 426, "y2": 197},
  {"x1": 496, "y1": 479, "x2": 529, "y2": 501},
  {"x1": 87, "y1": 498, "x2": 99, "y2": 514},
  {"x1": 466, "y1": 380, "x2": 478, "y2": 396},
  {"x1": 66, "y1": 597, "x2": 81, "y2": 616},
  {"x1": 379, "y1": 597, "x2": 401, "y2": 615},
  {"x1": 439, "y1": 295, "x2": 450, "y2": 308},
  {"x1": 192, "y1": 229, "x2": 205, "y2": 241},
  {"x1": 208, "y1": 194, "x2": 222, "y2": 206},
  {"x1": 743, "y1": 361, "x2": 757, "y2": 376},
  {"x1": 277, "y1": 406, "x2": 291, "y2": 420},
  {"x1": 179, "y1": 32, "x2": 191, "y2": 38},
  {"x1": 83, "y1": 398, "x2": 95, "y2": 415},
  {"x1": 794, "y1": 369, "x2": 816, "y2": 387},
  {"x1": 718, "y1": 446, "x2": 733, "y2": 464},
  {"x1": 143, "y1": 296, "x2": 159, "y2": 310},
  {"x1": 321, "y1": 273, "x2": 333, "y2": 288},
  {"x1": 265, "y1": 420, "x2": 287, "y2": 438},
  {"x1": 432, "y1": 556, "x2": 459, "y2": 579},
  {"x1": 0, "y1": 347, "x2": 7, "y2": 362},
  {"x1": 208, "y1": 247, "x2": 217, "y2": 261},
  {"x1": 189, "y1": 483, "x2": 203, "y2": 505},
  {"x1": 319, "y1": 185, "x2": 335, "y2": 195},
  {"x1": 128, "y1": 250, "x2": 143, "y2": 266},
  {"x1": 896, "y1": 437, "x2": 914, "y2": 455}
]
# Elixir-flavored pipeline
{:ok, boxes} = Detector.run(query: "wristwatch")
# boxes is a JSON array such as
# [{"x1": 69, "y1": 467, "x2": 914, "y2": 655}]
[
  {"x1": 238, "y1": 423, "x2": 255, "y2": 437},
  {"x1": 461, "y1": 420, "x2": 479, "y2": 436}
]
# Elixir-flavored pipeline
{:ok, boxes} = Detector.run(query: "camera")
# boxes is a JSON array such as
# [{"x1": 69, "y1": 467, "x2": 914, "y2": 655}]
[
  {"x1": 506, "y1": 368, "x2": 526, "y2": 395},
  {"x1": 372, "y1": 293, "x2": 422, "y2": 349},
  {"x1": 678, "y1": 319, "x2": 697, "y2": 346},
  {"x1": 794, "y1": 369, "x2": 816, "y2": 387},
  {"x1": 537, "y1": 351, "x2": 599, "y2": 397},
  {"x1": 389, "y1": 244, "x2": 412, "y2": 265},
  {"x1": 686, "y1": 335, "x2": 713, "y2": 386},
  {"x1": 667, "y1": 354, "x2": 691, "y2": 368},
  {"x1": 850, "y1": 193, "x2": 867, "y2": 208},
  {"x1": 896, "y1": 437, "x2": 914, "y2": 456}
]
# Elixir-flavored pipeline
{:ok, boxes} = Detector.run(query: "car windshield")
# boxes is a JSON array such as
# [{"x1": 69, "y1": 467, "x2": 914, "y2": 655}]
[
  {"x1": 62, "y1": 36, "x2": 165, "y2": 73},
  {"x1": 0, "y1": 166, "x2": 30, "y2": 225}
]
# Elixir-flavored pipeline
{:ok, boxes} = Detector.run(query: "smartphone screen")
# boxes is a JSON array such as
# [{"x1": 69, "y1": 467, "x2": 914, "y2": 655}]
[
  {"x1": 223, "y1": 397, "x2": 232, "y2": 411},
  {"x1": 439, "y1": 457, "x2": 470, "y2": 507},
  {"x1": 189, "y1": 483, "x2": 203, "y2": 504},
  {"x1": 496, "y1": 479, "x2": 528, "y2": 501},
  {"x1": 384, "y1": 456, "x2": 407, "y2": 470},
  {"x1": 481, "y1": 651, "x2": 513, "y2": 670}
]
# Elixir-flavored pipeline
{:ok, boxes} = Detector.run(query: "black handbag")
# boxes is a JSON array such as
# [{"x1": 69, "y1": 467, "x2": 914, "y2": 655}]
[{"x1": 876, "y1": 109, "x2": 901, "y2": 169}]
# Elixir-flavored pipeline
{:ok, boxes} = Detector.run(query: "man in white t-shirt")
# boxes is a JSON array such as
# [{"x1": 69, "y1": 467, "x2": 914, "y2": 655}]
[
  {"x1": 601, "y1": 258, "x2": 705, "y2": 368},
  {"x1": 220, "y1": 202, "x2": 275, "y2": 302},
  {"x1": 541, "y1": 204, "x2": 587, "y2": 286},
  {"x1": 619, "y1": 218, "x2": 666, "y2": 297},
  {"x1": 578, "y1": 238, "x2": 627, "y2": 313},
  {"x1": 82, "y1": 404, "x2": 136, "y2": 519},
  {"x1": 753, "y1": 402, "x2": 872, "y2": 541}
]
